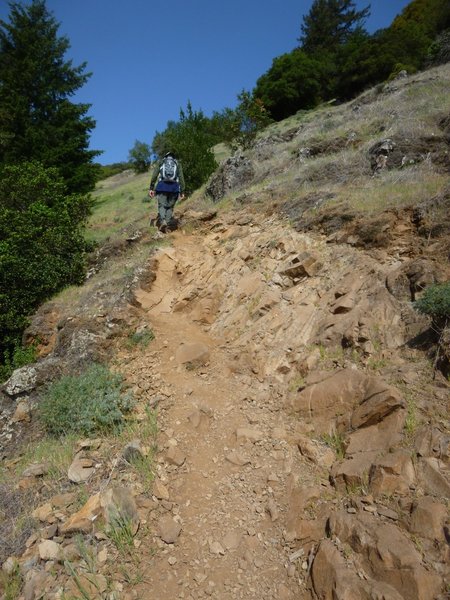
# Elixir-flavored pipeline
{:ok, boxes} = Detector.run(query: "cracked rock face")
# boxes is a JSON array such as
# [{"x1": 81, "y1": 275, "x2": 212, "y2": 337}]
[
  {"x1": 206, "y1": 153, "x2": 255, "y2": 202},
  {"x1": 3, "y1": 365, "x2": 37, "y2": 397}
]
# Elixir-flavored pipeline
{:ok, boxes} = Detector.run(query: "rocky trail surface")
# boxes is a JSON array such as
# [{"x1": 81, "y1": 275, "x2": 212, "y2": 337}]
[
  {"x1": 1, "y1": 209, "x2": 449, "y2": 600},
  {"x1": 115, "y1": 211, "x2": 448, "y2": 599}
]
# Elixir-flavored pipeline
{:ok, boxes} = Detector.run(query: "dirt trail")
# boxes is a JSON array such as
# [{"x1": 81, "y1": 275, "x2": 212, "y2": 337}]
[
  {"x1": 119, "y1": 228, "x2": 315, "y2": 599},
  {"x1": 113, "y1": 213, "x2": 448, "y2": 600}
]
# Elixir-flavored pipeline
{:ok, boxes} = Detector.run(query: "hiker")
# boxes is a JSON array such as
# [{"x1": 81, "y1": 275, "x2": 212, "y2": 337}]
[{"x1": 148, "y1": 152, "x2": 185, "y2": 232}]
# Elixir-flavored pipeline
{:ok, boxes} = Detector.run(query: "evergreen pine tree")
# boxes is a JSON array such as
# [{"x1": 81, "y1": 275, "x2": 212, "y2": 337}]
[
  {"x1": 0, "y1": 0, "x2": 99, "y2": 193},
  {"x1": 299, "y1": 0, "x2": 370, "y2": 53}
]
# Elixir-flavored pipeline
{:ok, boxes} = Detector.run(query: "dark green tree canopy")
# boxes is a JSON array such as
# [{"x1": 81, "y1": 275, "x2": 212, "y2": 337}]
[
  {"x1": 0, "y1": 162, "x2": 91, "y2": 364},
  {"x1": 0, "y1": 0, "x2": 99, "y2": 193},
  {"x1": 299, "y1": 0, "x2": 370, "y2": 53},
  {"x1": 254, "y1": 50, "x2": 323, "y2": 120},
  {"x1": 128, "y1": 140, "x2": 152, "y2": 173},
  {"x1": 0, "y1": 1, "x2": 97, "y2": 377},
  {"x1": 391, "y1": 0, "x2": 450, "y2": 37}
]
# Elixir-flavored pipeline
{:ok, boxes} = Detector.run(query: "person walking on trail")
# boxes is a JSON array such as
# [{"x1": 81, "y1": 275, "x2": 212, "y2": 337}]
[{"x1": 148, "y1": 152, "x2": 185, "y2": 232}]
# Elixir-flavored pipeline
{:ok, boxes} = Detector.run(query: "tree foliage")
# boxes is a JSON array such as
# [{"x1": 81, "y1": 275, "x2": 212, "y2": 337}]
[
  {"x1": 94, "y1": 161, "x2": 133, "y2": 181},
  {"x1": 230, "y1": 90, "x2": 273, "y2": 150},
  {"x1": 426, "y1": 29, "x2": 450, "y2": 66},
  {"x1": 253, "y1": 0, "x2": 450, "y2": 122},
  {"x1": 0, "y1": 1, "x2": 98, "y2": 374},
  {"x1": 254, "y1": 50, "x2": 324, "y2": 120},
  {"x1": 391, "y1": 0, "x2": 450, "y2": 38},
  {"x1": 0, "y1": 0, "x2": 99, "y2": 194},
  {"x1": 299, "y1": 0, "x2": 370, "y2": 53},
  {"x1": 0, "y1": 162, "x2": 91, "y2": 364},
  {"x1": 128, "y1": 140, "x2": 151, "y2": 173}
]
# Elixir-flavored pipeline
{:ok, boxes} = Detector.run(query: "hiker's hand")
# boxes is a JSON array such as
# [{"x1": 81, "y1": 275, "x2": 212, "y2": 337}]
[
  {"x1": 148, "y1": 190, "x2": 155, "y2": 198},
  {"x1": 179, "y1": 194, "x2": 185, "y2": 201}
]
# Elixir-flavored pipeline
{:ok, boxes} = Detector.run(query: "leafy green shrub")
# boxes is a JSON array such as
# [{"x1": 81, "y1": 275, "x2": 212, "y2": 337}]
[
  {"x1": 94, "y1": 162, "x2": 133, "y2": 181},
  {"x1": 414, "y1": 282, "x2": 450, "y2": 322},
  {"x1": 126, "y1": 328, "x2": 155, "y2": 349},
  {"x1": 0, "y1": 343, "x2": 38, "y2": 384},
  {"x1": 128, "y1": 140, "x2": 152, "y2": 174},
  {"x1": 38, "y1": 364, "x2": 134, "y2": 436},
  {"x1": 0, "y1": 162, "x2": 91, "y2": 367}
]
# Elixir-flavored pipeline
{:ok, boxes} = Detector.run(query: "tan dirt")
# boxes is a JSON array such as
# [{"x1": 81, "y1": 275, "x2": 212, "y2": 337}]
[{"x1": 116, "y1": 229, "x2": 321, "y2": 600}]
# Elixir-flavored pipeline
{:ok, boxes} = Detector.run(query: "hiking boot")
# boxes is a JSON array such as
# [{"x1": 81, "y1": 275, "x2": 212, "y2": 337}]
[
  {"x1": 159, "y1": 220, "x2": 167, "y2": 233},
  {"x1": 168, "y1": 217, "x2": 178, "y2": 231}
]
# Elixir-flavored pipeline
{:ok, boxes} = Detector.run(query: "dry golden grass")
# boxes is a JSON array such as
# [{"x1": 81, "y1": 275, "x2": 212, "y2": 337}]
[
  {"x1": 150, "y1": 64, "x2": 450, "y2": 226},
  {"x1": 233, "y1": 63, "x2": 450, "y2": 219},
  {"x1": 341, "y1": 168, "x2": 448, "y2": 213}
]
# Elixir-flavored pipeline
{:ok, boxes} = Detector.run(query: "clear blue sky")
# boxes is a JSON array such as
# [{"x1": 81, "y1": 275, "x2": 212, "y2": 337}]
[{"x1": 0, "y1": 0, "x2": 412, "y2": 165}]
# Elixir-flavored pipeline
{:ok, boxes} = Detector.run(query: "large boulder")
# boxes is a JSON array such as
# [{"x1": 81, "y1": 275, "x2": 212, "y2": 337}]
[
  {"x1": 329, "y1": 510, "x2": 442, "y2": 600},
  {"x1": 3, "y1": 365, "x2": 37, "y2": 397},
  {"x1": 311, "y1": 539, "x2": 372, "y2": 600},
  {"x1": 368, "y1": 449, "x2": 416, "y2": 496},
  {"x1": 290, "y1": 369, "x2": 405, "y2": 436},
  {"x1": 206, "y1": 153, "x2": 255, "y2": 202},
  {"x1": 409, "y1": 496, "x2": 447, "y2": 541}
]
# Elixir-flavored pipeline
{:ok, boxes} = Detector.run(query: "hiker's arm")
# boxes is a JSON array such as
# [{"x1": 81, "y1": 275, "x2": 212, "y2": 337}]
[
  {"x1": 148, "y1": 163, "x2": 159, "y2": 197},
  {"x1": 177, "y1": 162, "x2": 185, "y2": 196}
]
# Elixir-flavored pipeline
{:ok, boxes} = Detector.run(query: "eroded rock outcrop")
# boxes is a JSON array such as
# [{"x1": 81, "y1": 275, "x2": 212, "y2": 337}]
[
  {"x1": 206, "y1": 152, "x2": 255, "y2": 202},
  {"x1": 328, "y1": 511, "x2": 443, "y2": 600}
]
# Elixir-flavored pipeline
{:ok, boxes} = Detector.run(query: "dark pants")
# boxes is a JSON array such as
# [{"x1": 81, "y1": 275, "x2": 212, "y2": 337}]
[{"x1": 157, "y1": 192, "x2": 178, "y2": 225}]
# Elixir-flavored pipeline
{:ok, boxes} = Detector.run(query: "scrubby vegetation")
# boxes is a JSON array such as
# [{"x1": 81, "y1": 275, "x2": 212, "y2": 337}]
[
  {"x1": 414, "y1": 282, "x2": 450, "y2": 324},
  {"x1": 38, "y1": 364, "x2": 134, "y2": 436},
  {"x1": 253, "y1": 0, "x2": 450, "y2": 120},
  {"x1": 0, "y1": 162, "x2": 92, "y2": 376},
  {"x1": 0, "y1": 1, "x2": 98, "y2": 374},
  {"x1": 94, "y1": 161, "x2": 133, "y2": 181}
]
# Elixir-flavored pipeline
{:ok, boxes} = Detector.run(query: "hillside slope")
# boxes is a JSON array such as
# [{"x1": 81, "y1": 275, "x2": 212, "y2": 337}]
[{"x1": 0, "y1": 65, "x2": 449, "y2": 600}]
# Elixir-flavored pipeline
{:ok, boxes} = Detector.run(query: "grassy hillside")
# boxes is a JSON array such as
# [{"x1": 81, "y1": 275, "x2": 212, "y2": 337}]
[
  {"x1": 87, "y1": 170, "x2": 152, "y2": 243},
  {"x1": 88, "y1": 64, "x2": 450, "y2": 253}
]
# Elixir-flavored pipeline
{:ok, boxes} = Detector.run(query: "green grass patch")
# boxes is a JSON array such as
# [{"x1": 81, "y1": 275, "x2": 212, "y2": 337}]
[
  {"x1": 106, "y1": 514, "x2": 136, "y2": 555},
  {"x1": 87, "y1": 172, "x2": 152, "y2": 244},
  {"x1": 126, "y1": 327, "x2": 155, "y2": 349},
  {"x1": 321, "y1": 432, "x2": 346, "y2": 460},
  {"x1": 0, "y1": 563, "x2": 22, "y2": 600},
  {"x1": 38, "y1": 364, "x2": 134, "y2": 437},
  {"x1": 404, "y1": 397, "x2": 419, "y2": 439},
  {"x1": 342, "y1": 170, "x2": 448, "y2": 213},
  {"x1": 212, "y1": 142, "x2": 232, "y2": 164},
  {"x1": 119, "y1": 408, "x2": 158, "y2": 493},
  {"x1": 288, "y1": 374, "x2": 306, "y2": 392},
  {"x1": 17, "y1": 436, "x2": 77, "y2": 482}
]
